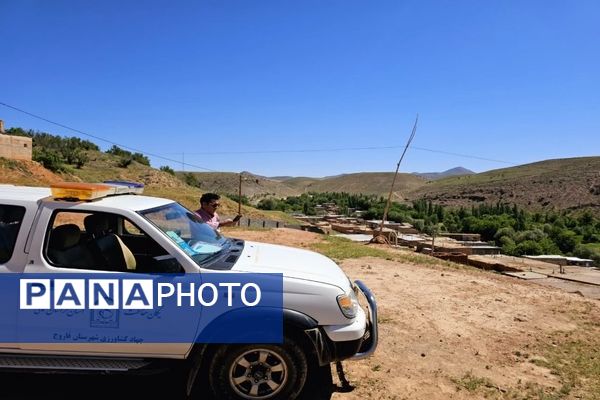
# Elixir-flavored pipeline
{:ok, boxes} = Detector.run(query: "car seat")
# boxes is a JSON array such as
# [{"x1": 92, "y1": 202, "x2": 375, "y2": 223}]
[
  {"x1": 84, "y1": 214, "x2": 136, "y2": 271},
  {"x1": 0, "y1": 206, "x2": 24, "y2": 263},
  {"x1": 47, "y1": 224, "x2": 96, "y2": 268}
]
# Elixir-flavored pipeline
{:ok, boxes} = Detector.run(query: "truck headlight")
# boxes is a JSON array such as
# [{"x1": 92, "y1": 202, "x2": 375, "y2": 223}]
[{"x1": 337, "y1": 291, "x2": 359, "y2": 319}]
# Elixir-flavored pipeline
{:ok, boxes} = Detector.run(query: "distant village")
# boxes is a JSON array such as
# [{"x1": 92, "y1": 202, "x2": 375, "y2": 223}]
[{"x1": 294, "y1": 201, "x2": 599, "y2": 288}]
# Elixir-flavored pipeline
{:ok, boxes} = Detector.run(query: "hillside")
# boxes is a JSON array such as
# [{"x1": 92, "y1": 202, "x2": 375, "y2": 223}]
[
  {"x1": 0, "y1": 157, "x2": 73, "y2": 186},
  {"x1": 3, "y1": 131, "x2": 598, "y2": 216},
  {"x1": 180, "y1": 172, "x2": 430, "y2": 201},
  {"x1": 0, "y1": 152, "x2": 292, "y2": 221},
  {"x1": 283, "y1": 172, "x2": 428, "y2": 198},
  {"x1": 177, "y1": 171, "x2": 301, "y2": 201},
  {"x1": 407, "y1": 156, "x2": 600, "y2": 214},
  {"x1": 174, "y1": 159, "x2": 600, "y2": 215}
]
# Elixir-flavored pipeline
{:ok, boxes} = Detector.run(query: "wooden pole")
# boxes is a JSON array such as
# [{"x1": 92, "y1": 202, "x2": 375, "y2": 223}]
[
  {"x1": 238, "y1": 173, "x2": 242, "y2": 226},
  {"x1": 378, "y1": 115, "x2": 419, "y2": 237}
]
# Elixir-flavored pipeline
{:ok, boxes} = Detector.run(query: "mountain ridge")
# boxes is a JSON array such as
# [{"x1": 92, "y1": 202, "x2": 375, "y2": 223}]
[
  {"x1": 1, "y1": 140, "x2": 597, "y2": 215},
  {"x1": 412, "y1": 166, "x2": 475, "y2": 180}
]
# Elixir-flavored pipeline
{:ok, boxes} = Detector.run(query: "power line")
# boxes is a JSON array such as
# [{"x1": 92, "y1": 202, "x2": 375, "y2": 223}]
[
  {"x1": 174, "y1": 145, "x2": 401, "y2": 155},
  {"x1": 1, "y1": 101, "x2": 516, "y2": 168},
  {"x1": 175, "y1": 144, "x2": 516, "y2": 165},
  {"x1": 410, "y1": 146, "x2": 514, "y2": 165},
  {"x1": 0, "y1": 101, "x2": 217, "y2": 172}
]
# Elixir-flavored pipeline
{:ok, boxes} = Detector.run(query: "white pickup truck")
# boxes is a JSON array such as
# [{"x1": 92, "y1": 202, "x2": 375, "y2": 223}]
[{"x1": 0, "y1": 182, "x2": 377, "y2": 400}]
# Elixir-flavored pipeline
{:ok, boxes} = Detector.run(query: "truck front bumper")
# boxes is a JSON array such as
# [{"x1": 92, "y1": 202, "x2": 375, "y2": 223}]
[
  {"x1": 349, "y1": 279, "x2": 378, "y2": 360},
  {"x1": 305, "y1": 279, "x2": 378, "y2": 364}
]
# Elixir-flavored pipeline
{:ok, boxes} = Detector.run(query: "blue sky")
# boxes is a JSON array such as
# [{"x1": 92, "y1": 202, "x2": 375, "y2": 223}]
[{"x1": 1, "y1": 0, "x2": 599, "y2": 177}]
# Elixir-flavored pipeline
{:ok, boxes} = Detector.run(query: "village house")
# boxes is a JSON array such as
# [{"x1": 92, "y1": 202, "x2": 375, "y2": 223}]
[{"x1": 0, "y1": 120, "x2": 32, "y2": 161}]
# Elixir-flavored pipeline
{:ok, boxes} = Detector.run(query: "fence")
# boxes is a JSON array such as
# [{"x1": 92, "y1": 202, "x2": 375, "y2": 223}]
[{"x1": 236, "y1": 217, "x2": 287, "y2": 229}]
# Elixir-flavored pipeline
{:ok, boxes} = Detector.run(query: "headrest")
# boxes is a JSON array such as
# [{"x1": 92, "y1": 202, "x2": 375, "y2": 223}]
[
  {"x1": 0, "y1": 206, "x2": 24, "y2": 224},
  {"x1": 84, "y1": 214, "x2": 111, "y2": 238},
  {"x1": 49, "y1": 224, "x2": 81, "y2": 250}
]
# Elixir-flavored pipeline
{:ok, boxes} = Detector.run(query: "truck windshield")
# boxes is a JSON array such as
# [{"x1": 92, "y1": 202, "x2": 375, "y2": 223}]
[{"x1": 139, "y1": 202, "x2": 230, "y2": 265}]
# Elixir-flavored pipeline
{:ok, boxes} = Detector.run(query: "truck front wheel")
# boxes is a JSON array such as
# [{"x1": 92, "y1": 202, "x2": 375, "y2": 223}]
[{"x1": 208, "y1": 339, "x2": 308, "y2": 400}]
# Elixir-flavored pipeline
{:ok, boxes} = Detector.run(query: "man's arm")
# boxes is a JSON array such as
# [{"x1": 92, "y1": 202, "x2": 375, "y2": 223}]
[{"x1": 219, "y1": 214, "x2": 242, "y2": 227}]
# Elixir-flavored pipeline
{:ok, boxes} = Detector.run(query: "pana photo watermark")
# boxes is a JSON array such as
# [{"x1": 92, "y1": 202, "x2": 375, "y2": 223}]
[
  {"x1": 20, "y1": 278, "x2": 262, "y2": 309},
  {"x1": 1, "y1": 273, "x2": 283, "y2": 344}
]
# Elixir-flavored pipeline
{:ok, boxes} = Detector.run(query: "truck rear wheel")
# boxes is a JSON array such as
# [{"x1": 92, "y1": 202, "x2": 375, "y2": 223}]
[{"x1": 208, "y1": 339, "x2": 307, "y2": 400}]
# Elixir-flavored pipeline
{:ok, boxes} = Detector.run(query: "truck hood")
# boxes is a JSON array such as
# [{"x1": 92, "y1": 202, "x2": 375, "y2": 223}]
[{"x1": 232, "y1": 241, "x2": 351, "y2": 291}]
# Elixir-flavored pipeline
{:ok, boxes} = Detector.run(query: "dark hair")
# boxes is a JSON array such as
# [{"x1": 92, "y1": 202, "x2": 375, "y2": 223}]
[{"x1": 200, "y1": 193, "x2": 220, "y2": 204}]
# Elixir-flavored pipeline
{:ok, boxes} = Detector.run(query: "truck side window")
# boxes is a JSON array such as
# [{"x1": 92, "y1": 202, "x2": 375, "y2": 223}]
[
  {"x1": 46, "y1": 211, "x2": 183, "y2": 273},
  {"x1": 0, "y1": 205, "x2": 26, "y2": 263}
]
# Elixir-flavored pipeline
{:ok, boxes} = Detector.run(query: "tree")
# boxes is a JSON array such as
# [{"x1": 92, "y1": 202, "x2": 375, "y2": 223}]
[
  {"x1": 33, "y1": 148, "x2": 64, "y2": 172},
  {"x1": 257, "y1": 198, "x2": 276, "y2": 210},
  {"x1": 554, "y1": 230, "x2": 579, "y2": 254},
  {"x1": 72, "y1": 150, "x2": 89, "y2": 169},
  {"x1": 578, "y1": 211, "x2": 594, "y2": 227},
  {"x1": 500, "y1": 236, "x2": 517, "y2": 255},
  {"x1": 494, "y1": 227, "x2": 515, "y2": 242},
  {"x1": 573, "y1": 245, "x2": 600, "y2": 266},
  {"x1": 424, "y1": 222, "x2": 444, "y2": 253},
  {"x1": 514, "y1": 240, "x2": 543, "y2": 256}
]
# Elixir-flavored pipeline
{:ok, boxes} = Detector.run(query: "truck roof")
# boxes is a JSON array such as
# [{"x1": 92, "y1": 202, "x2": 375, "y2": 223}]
[
  {"x1": 0, "y1": 185, "x2": 51, "y2": 202},
  {"x1": 0, "y1": 184, "x2": 174, "y2": 212}
]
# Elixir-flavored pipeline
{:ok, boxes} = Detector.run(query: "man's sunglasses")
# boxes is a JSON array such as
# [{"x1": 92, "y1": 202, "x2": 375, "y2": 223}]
[{"x1": 209, "y1": 203, "x2": 220, "y2": 208}]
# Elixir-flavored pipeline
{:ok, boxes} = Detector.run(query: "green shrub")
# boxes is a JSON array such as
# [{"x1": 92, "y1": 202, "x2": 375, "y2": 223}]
[
  {"x1": 183, "y1": 173, "x2": 200, "y2": 188},
  {"x1": 106, "y1": 145, "x2": 130, "y2": 157},
  {"x1": 67, "y1": 149, "x2": 89, "y2": 168},
  {"x1": 8, "y1": 127, "x2": 96, "y2": 169},
  {"x1": 117, "y1": 157, "x2": 133, "y2": 168},
  {"x1": 33, "y1": 148, "x2": 65, "y2": 172},
  {"x1": 159, "y1": 166, "x2": 175, "y2": 175},
  {"x1": 574, "y1": 244, "x2": 600, "y2": 266},
  {"x1": 132, "y1": 152, "x2": 150, "y2": 166},
  {"x1": 513, "y1": 240, "x2": 543, "y2": 256},
  {"x1": 227, "y1": 194, "x2": 250, "y2": 206}
]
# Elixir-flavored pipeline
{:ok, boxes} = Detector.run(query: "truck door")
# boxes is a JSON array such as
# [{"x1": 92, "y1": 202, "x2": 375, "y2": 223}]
[
  {"x1": 19, "y1": 206, "x2": 197, "y2": 357},
  {"x1": 0, "y1": 204, "x2": 28, "y2": 350}
]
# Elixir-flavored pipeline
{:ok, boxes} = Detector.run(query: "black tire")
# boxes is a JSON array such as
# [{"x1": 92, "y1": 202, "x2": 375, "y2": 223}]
[{"x1": 208, "y1": 338, "x2": 308, "y2": 400}]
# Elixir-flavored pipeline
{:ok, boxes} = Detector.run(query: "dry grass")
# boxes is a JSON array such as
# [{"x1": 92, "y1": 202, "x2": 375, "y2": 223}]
[{"x1": 409, "y1": 156, "x2": 600, "y2": 215}]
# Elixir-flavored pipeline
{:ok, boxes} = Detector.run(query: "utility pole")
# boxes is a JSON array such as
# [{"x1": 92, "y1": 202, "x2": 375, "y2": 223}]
[
  {"x1": 377, "y1": 115, "x2": 419, "y2": 239},
  {"x1": 238, "y1": 173, "x2": 243, "y2": 226}
]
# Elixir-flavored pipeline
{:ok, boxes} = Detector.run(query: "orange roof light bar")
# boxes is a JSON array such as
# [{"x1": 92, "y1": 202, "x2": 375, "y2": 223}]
[{"x1": 50, "y1": 182, "x2": 115, "y2": 201}]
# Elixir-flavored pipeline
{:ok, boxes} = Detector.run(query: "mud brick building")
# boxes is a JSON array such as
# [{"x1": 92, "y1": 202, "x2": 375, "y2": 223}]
[{"x1": 0, "y1": 120, "x2": 32, "y2": 161}]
